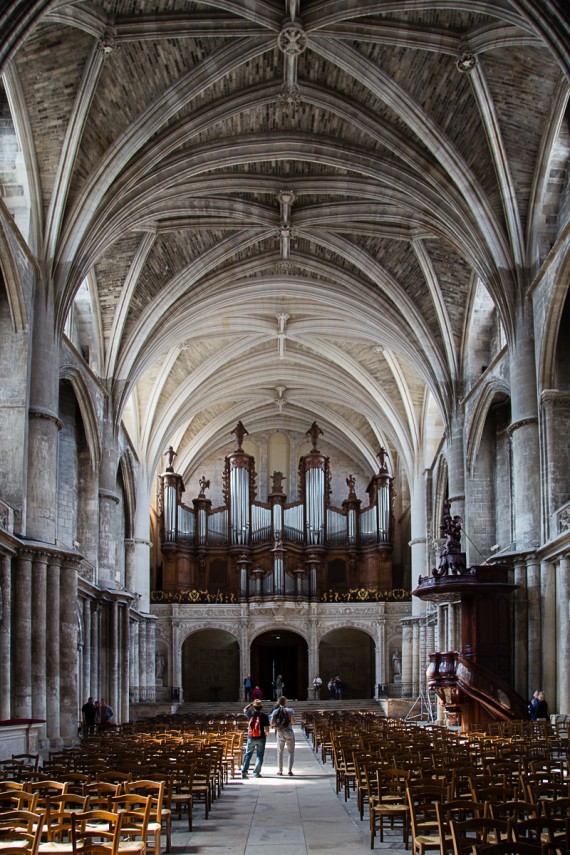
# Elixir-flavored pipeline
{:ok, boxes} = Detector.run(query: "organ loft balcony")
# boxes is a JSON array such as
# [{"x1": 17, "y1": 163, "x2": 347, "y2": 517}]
[{"x1": 153, "y1": 421, "x2": 410, "y2": 606}]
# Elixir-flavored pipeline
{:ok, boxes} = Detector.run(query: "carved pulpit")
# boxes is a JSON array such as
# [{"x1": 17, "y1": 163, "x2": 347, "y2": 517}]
[{"x1": 413, "y1": 500, "x2": 526, "y2": 728}]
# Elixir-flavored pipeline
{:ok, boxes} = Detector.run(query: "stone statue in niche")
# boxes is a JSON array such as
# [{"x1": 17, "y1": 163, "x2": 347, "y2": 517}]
[
  {"x1": 155, "y1": 652, "x2": 166, "y2": 685},
  {"x1": 392, "y1": 649, "x2": 402, "y2": 679}
]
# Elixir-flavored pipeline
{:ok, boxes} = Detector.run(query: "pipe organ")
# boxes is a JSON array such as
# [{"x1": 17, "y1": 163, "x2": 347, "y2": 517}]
[{"x1": 157, "y1": 421, "x2": 395, "y2": 600}]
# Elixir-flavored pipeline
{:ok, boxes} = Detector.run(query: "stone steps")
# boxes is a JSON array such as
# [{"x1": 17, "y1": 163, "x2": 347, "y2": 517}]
[{"x1": 176, "y1": 698, "x2": 385, "y2": 715}]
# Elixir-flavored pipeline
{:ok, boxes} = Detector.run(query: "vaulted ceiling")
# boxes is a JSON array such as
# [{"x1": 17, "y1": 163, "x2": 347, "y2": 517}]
[{"x1": 1, "y1": 1, "x2": 569, "y2": 490}]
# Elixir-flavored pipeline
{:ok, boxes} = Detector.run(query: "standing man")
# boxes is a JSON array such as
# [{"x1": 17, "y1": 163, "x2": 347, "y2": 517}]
[
  {"x1": 81, "y1": 696, "x2": 96, "y2": 736},
  {"x1": 241, "y1": 699, "x2": 270, "y2": 778},
  {"x1": 270, "y1": 695, "x2": 297, "y2": 776},
  {"x1": 244, "y1": 674, "x2": 252, "y2": 702},
  {"x1": 312, "y1": 674, "x2": 322, "y2": 700}
]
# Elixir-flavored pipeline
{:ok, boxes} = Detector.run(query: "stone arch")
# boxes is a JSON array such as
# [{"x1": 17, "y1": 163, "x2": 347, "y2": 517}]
[
  {"x1": 0, "y1": 212, "x2": 29, "y2": 333},
  {"x1": 250, "y1": 622, "x2": 309, "y2": 646},
  {"x1": 318, "y1": 625, "x2": 376, "y2": 699},
  {"x1": 538, "y1": 243, "x2": 570, "y2": 390},
  {"x1": 466, "y1": 378, "x2": 512, "y2": 475},
  {"x1": 466, "y1": 386, "x2": 513, "y2": 558},
  {"x1": 118, "y1": 449, "x2": 136, "y2": 541},
  {"x1": 249, "y1": 626, "x2": 308, "y2": 701},
  {"x1": 181, "y1": 627, "x2": 240, "y2": 702},
  {"x1": 59, "y1": 365, "x2": 101, "y2": 471}
]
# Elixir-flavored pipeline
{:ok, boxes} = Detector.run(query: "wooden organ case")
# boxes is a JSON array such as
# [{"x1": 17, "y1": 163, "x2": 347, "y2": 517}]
[{"x1": 156, "y1": 422, "x2": 396, "y2": 602}]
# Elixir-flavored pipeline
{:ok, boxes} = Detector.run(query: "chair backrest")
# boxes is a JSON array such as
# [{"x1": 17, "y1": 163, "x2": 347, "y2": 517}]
[
  {"x1": 435, "y1": 799, "x2": 486, "y2": 852},
  {"x1": 488, "y1": 800, "x2": 537, "y2": 821},
  {"x1": 70, "y1": 809, "x2": 123, "y2": 855},
  {"x1": 509, "y1": 815, "x2": 567, "y2": 846},
  {"x1": 11, "y1": 755, "x2": 40, "y2": 772},
  {"x1": 24, "y1": 780, "x2": 69, "y2": 810},
  {"x1": 124, "y1": 780, "x2": 165, "y2": 822},
  {"x1": 0, "y1": 789, "x2": 39, "y2": 811},
  {"x1": 44, "y1": 794, "x2": 88, "y2": 842},
  {"x1": 82, "y1": 782, "x2": 121, "y2": 809},
  {"x1": 0, "y1": 809, "x2": 44, "y2": 855},
  {"x1": 449, "y1": 816, "x2": 510, "y2": 854},
  {"x1": 110, "y1": 794, "x2": 151, "y2": 842}
]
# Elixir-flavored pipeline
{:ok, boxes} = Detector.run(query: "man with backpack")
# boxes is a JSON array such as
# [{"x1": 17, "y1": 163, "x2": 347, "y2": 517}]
[
  {"x1": 241, "y1": 698, "x2": 270, "y2": 778},
  {"x1": 270, "y1": 695, "x2": 297, "y2": 776}
]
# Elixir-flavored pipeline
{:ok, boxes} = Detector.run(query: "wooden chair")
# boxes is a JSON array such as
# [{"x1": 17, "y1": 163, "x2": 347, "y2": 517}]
[
  {"x1": 70, "y1": 810, "x2": 123, "y2": 855},
  {"x1": 123, "y1": 782, "x2": 166, "y2": 855},
  {"x1": 166, "y1": 769, "x2": 192, "y2": 831},
  {"x1": 449, "y1": 816, "x2": 510, "y2": 854},
  {"x1": 509, "y1": 816, "x2": 568, "y2": 851},
  {"x1": 37, "y1": 794, "x2": 88, "y2": 853},
  {"x1": 369, "y1": 768, "x2": 410, "y2": 850},
  {"x1": 109, "y1": 794, "x2": 151, "y2": 855},
  {"x1": 0, "y1": 810, "x2": 44, "y2": 855},
  {"x1": 435, "y1": 800, "x2": 486, "y2": 855},
  {"x1": 407, "y1": 783, "x2": 450, "y2": 855}
]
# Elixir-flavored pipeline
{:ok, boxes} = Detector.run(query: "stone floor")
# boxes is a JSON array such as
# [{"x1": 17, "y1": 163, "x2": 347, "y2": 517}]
[{"x1": 168, "y1": 726, "x2": 408, "y2": 854}]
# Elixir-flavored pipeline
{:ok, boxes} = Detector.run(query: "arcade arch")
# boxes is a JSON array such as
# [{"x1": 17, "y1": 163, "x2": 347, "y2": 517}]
[
  {"x1": 319, "y1": 628, "x2": 375, "y2": 700},
  {"x1": 250, "y1": 629, "x2": 308, "y2": 702},
  {"x1": 181, "y1": 628, "x2": 239, "y2": 702}
]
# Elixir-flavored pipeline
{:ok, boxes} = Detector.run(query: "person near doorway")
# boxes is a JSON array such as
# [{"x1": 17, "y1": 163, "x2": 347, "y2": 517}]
[
  {"x1": 334, "y1": 675, "x2": 343, "y2": 699},
  {"x1": 244, "y1": 674, "x2": 252, "y2": 702},
  {"x1": 241, "y1": 699, "x2": 270, "y2": 778},
  {"x1": 328, "y1": 677, "x2": 336, "y2": 699},
  {"x1": 312, "y1": 675, "x2": 322, "y2": 700},
  {"x1": 274, "y1": 674, "x2": 284, "y2": 700},
  {"x1": 270, "y1": 695, "x2": 296, "y2": 775},
  {"x1": 251, "y1": 685, "x2": 263, "y2": 701}
]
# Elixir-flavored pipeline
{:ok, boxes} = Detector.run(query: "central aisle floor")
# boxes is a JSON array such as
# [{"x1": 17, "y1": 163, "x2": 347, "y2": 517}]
[{"x1": 169, "y1": 727, "x2": 409, "y2": 854}]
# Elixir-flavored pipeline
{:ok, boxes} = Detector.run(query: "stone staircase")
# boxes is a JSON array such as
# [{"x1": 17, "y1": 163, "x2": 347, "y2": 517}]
[{"x1": 175, "y1": 698, "x2": 386, "y2": 716}]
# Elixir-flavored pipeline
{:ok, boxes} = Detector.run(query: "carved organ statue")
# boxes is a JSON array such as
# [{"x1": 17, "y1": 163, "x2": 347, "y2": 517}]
[{"x1": 156, "y1": 422, "x2": 395, "y2": 601}]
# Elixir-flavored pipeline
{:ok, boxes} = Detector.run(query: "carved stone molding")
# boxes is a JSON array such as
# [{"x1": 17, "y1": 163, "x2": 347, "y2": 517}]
[
  {"x1": 457, "y1": 53, "x2": 476, "y2": 72},
  {"x1": 29, "y1": 407, "x2": 63, "y2": 430},
  {"x1": 541, "y1": 390, "x2": 570, "y2": 412},
  {"x1": 507, "y1": 416, "x2": 538, "y2": 436},
  {"x1": 278, "y1": 22, "x2": 307, "y2": 56}
]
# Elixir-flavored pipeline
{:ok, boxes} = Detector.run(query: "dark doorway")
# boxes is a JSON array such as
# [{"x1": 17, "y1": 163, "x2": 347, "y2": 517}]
[{"x1": 250, "y1": 629, "x2": 308, "y2": 701}]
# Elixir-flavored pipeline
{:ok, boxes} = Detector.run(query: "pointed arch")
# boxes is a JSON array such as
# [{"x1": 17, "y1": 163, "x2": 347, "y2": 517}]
[
  {"x1": 119, "y1": 448, "x2": 137, "y2": 541},
  {"x1": 0, "y1": 202, "x2": 30, "y2": 333},
  {"x1": 466, "y1": 378, "x2": 512, "y2": 475},
  {"x1": 59, "y1": 364, "x2": 101, "y2": 471}
]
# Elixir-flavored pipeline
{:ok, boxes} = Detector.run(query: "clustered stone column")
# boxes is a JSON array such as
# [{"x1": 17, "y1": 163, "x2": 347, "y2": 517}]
[{"x1": 0, "y1": 552, "x2": 13, "y2": 721}]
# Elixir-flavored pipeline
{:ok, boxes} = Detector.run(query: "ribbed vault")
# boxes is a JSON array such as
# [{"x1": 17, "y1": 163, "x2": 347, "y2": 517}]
[{"x1": 1, "y1": 0, "x2": 569, "y2": 495}]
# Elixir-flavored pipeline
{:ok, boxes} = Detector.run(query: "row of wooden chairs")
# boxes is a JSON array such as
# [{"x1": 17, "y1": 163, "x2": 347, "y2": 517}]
[{"x1": 0, "y1": 791, "x2": 153, "y2": 855}]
